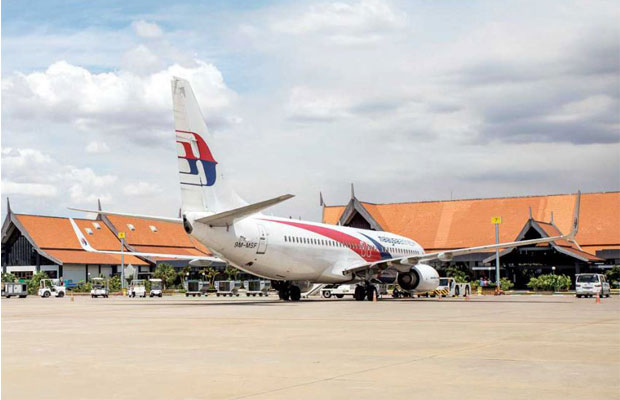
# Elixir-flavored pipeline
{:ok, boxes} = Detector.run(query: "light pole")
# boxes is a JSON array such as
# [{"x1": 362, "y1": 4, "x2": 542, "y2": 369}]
[
  {"x1": 492, "y1": 217, "x2": 502, "y2": 293},
  {"x1": 552, "y1": 266, "x2": 556, "y2": 293},
  {"x1": 118, "y1": 232, "x2": 126, "y2": 293}
]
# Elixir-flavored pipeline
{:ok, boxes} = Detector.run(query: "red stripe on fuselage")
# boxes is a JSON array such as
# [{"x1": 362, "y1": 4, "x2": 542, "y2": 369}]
[{"x1": 262, "y1": 219, "x2": 382, "y2": 262}]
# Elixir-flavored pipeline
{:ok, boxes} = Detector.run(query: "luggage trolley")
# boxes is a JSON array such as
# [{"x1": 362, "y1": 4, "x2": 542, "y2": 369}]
[
  {"x1": 215, "y1": 280, "x2": 239, "y2": 297},
  {"x1": 245, "y1": 280, "x2": 269, "y2": 297}
]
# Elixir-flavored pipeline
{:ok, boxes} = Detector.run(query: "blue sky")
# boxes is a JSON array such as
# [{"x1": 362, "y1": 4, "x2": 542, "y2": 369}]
[{"x1": 2, "y1": 0, "x2": 619, "y2": 221}]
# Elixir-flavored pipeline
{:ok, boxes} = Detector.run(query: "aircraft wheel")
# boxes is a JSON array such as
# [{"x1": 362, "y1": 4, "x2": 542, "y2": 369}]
[
  {"x1": 278, "y1": 288, "x2": 290, "y2": 301},
  {"x1": 366, "y1": 286, "x2": 377, "y2": 301},
  {"x1": 289, "y1": 286, "x2": 301, "y2": 301},
  {"x1": 354, "y1": 286, "x2": 366, "y2": 301}
]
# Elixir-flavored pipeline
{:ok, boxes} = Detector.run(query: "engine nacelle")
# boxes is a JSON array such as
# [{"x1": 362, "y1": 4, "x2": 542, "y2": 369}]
[
  {"x1": 437, "y1": 252, "x2": 453, "y2": 262},
  {"x1": 397, "y1": 264, "x2": 439, "y2": 292}
]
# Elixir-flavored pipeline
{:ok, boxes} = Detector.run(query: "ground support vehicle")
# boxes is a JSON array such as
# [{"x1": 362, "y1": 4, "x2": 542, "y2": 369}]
[
  {"x1": 185, "y1": 280, "x2": 204, "y2": 297},
  {"x1": 576, "y1": 273, "x2": 610, "y2": 298},
  {"x1": 391, "y1": 287, "x2": 414, "y2": 298},
  {"x1": 149, "y1": 278, "x2": 163, "y2": 297},
  {"x1": 245, "y1": 280, "x2": 270, "y2": 297},
  {"x1": 215, "y1": 281, "x2": 239, "y2": 297},
  {"x1": 321, "y1": 284, "x2": 356, "y2": 298},
  {"x1": 128, "y1": 279, "x2": 147, "y2": 298},
  {"x1": 38, "y1": 279, "x2": 66, "y2": 298},
  {"x1": 435, "y1": 278, "x2": 471, "y2": 297},
  {"x1": 3, "y1": 282, "x2": 28, "y2": 298},
  {"x1": 90, "y1": 277, "x2": 109, "y2": 298}
]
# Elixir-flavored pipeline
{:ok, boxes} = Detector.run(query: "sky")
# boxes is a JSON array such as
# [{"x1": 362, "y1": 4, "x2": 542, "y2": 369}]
[{"x1": 2, "y1": 0, "x2": 619, "y2": 222}]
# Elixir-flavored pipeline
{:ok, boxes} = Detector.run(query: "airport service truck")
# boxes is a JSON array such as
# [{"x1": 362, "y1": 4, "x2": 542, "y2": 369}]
[{"x1": 435, "y1": 277, "x2": 471, "y2": 297}]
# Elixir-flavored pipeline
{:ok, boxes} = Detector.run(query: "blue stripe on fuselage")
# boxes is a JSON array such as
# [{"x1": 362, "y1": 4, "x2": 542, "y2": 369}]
[{"x1": 360, "y1": 233, "x2": 392, "y2": 259}]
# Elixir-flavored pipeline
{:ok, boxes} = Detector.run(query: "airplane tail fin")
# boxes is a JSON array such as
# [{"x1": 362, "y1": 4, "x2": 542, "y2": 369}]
[{"x1": 172, "y1": 77, "x2": 242, "y2": 214}]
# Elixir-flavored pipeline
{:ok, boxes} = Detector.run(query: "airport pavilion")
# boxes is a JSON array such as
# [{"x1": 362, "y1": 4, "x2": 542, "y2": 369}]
[
  {"x1": 1, "y1": 200, "x2": 221, "y2": 283},
  {"x1": 322, "y1": 190, "x2": 619, "y2": 288}
]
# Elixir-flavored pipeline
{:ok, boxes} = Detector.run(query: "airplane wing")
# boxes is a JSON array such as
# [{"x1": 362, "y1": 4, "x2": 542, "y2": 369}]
[
  {"x1": 69, "y1": 218, "x2": 222, "y2": 263},
  {"x1": 195, "y1": 194, "x2": 294, "y2": 227},
  {"x1": 342, "y1": 191, "x2": 581, "y2": 275},
  {"x1": 68, "y1": 208, "x2": 182, "y2": 223}
]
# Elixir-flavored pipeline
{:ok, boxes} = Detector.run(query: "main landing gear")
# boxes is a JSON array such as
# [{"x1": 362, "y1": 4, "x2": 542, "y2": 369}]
[
  {"x1": 272, "y1": 281, "x2": 301, "y2": 302},
  {"x1": 354, "y1": 283, "x2": 378, "y2": 301}
]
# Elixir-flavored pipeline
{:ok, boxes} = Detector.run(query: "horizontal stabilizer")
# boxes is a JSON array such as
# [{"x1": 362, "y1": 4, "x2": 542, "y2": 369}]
[
  {"x1": 68, "y1": 208, "x2": 181, "y2": 223},
  {"x1": 69, "y1": 218, "x2": 221, "y2": 263},
  {"x1": 196, "y1": 194, "x2": 294, "y2": 227}
]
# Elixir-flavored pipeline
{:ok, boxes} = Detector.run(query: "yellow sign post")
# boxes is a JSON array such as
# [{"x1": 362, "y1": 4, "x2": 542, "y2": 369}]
[
  {"x1": 117, "y1": 232, "x2": 126, "y2": 239},
  {"x1": 492, "y1": 217, "x2": 501, "y2": 294}
]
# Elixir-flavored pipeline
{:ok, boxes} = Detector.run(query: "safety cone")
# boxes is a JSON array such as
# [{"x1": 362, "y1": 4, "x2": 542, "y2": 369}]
[{"x1": 596, "y1": 293, "x2": 601, "y2": 304}]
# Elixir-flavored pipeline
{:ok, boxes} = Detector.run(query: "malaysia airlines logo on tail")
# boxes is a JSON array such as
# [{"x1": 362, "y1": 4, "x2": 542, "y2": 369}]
[{"x1": 176, "y1": 129, "x2": 218, "y2": 186}]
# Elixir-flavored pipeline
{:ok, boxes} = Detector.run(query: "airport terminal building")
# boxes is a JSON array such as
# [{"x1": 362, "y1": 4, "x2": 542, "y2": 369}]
[
  {"x1": 2, "y1": 191, "x2": 618, "y2": 289},
  {"x1": 1, "y1": 200, "x2": 216, "y2": 283},
  {"x1": 322, "y1": 191, "x2": 619, "y2": 288}
]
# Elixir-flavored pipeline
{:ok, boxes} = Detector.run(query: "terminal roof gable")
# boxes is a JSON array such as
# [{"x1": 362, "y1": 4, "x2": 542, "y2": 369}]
[
  {"x1": 483, "y1": 218, "x2": 601, "y2": 264},
  {"x1": 338, "y1": 197, "x2": 384, "y2": 231}
]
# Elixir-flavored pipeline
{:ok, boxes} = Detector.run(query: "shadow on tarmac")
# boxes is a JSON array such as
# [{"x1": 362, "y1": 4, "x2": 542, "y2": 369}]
[{"x1": 104, "y1": 296, "x2": 571, "y2": 306}]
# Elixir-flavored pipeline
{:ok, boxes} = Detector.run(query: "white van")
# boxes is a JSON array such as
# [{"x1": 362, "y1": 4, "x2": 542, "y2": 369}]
[{"x1": 575, "y1": 274, "x2": 610, "y2": 298}]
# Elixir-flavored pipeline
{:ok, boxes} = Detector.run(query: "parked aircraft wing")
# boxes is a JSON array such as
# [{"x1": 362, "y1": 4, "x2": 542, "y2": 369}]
[
  {"x1": 195, "y1": 194, "x2": 295, "y2": 227},
  {"x1": 341, "y1": 191, "x2": 581, "y2": 275},
  {"x1": 69, "y1": 218, "x2": 221, "y2": 263},
  {"x1": 68, "y1": 208, "x2": 182, "y2": 223}
]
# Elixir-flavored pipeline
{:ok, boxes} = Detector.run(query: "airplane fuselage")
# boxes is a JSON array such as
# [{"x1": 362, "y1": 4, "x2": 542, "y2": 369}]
[{"x1": 188, "y1": 214, "x2": 426, "y2": 284}]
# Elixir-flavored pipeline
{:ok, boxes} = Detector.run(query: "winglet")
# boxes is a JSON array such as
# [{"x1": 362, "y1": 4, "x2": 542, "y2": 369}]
[
  {"x1": 566, "y1": 190, "x2": 580, "y2": 241},
  {"x1": 69, "y1": 218, "x2": 97, "y2": 252}
]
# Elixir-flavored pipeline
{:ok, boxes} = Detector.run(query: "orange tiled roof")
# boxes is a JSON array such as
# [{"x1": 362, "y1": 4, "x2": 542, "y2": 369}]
[
  {"x1": 105, "y1": 215, "x2": 213, "y2": 256},
  {"x1": 323, "y1": 192, "x2": 620, "y2": 252},
  {"x1": 105, "y1": 215, "x2": 210, "y2": 251},
  {"x1": 15, "y1": 214, "x2": 148, "y2": 265},
  {"x1": 17, "y1": 215, "x2": 123, "y2": 251}
]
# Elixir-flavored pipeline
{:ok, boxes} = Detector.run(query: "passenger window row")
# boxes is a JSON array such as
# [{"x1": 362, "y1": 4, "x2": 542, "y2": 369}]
[{"x1": 282, "y1": 235, "x2": 419, "y2": 255}]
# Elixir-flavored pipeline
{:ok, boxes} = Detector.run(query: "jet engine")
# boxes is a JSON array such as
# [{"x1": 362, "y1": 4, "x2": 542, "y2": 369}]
[{"x1": 397, "y1": 264, "x2": 439, "y2": 292}]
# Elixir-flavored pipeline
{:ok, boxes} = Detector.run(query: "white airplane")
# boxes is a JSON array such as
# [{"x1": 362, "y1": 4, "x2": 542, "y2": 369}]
[{"x1": 70, "y1": 77, "x2": 581, "y2": 301}]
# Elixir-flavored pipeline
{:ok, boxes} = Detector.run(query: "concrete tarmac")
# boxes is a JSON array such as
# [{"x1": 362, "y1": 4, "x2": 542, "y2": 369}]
[{"x1": 2, "y1": 294, "x2": 619, "y2": 400}]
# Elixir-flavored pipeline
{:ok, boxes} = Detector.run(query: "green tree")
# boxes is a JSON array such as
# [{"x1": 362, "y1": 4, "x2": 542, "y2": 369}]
[
  {"x1": 225, "y1": 265, "x2": 239, "y2": 280},
  {"x1": 108, "y1": 275, "x2": 121, "y2": 292},
  {"x1": 527, "y1": 274, "x2": 571, "y2": 291},
  {"x1": 1, "y1": 272, "x2": 18, "y2": 283},
  {"x1": 153, "y1": 264, "x2": 177, "y2": 289},
  {"x1": 500, "y1": 277, "x2": 514, "y2": 291},
  {"x1": 605, "y1": 266, "x2": 620, "y2": 288},
  {"x1": 445, "y1": 266, "x2": 470, "y2": 283}
]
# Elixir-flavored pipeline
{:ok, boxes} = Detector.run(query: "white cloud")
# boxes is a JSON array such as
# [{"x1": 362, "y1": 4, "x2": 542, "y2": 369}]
[
  {"x1": 132, "y1": 20, "x2": 164, "y2": 38},
  {"x1": 1, "y1": 147, "x2": 117, "y2": 207},
  {"x1": 122, "y1": 181, "x2": 163, "y2": 197},
  {"x1": 2, "y1": 59, "x2": 238, "y2": 146},
  {"x1": 2, "y1": 182, "x2": 58, "y2": 197},
  {"x1": 272, "y1": 0, "x2": 405, "y2": 44},
  {"x1": 85, "y1": 141, "x2": 111, "y2": 154}
]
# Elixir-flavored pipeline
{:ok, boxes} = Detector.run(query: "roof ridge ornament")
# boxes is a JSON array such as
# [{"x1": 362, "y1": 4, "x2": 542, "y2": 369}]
[
  {"x1": 6, "y1": 197, "x2": 11, "y2": 216},
  {"x1": 350, "y1": 183, "x2": 355, "y2": 200},
  {"x1": 320, "y1": 192, "x2": 325, "y2": 207}
]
